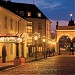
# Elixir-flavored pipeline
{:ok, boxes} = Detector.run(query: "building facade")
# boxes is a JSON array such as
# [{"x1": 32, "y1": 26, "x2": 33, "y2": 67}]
[
  {"x1": 0, "y1": 0, "x2": 51, "y2": 62},
  {"x1": 56, "y1": 19, "x2": 75, "y2": 55},
  {"x1": 0, "y1": 6, "x2": 29, "y2": 62}
]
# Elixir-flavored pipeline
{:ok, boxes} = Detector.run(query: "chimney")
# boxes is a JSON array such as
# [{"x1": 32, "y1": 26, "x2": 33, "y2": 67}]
[{"x1": 56, "y1": 21, "x2": 59, "y2": 29}]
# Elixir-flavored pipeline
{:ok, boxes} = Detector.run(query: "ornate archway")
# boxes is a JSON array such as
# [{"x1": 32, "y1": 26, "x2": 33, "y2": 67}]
[
  {"x1": 72, "y1": 37, "x2": 75, "y2": 53},
  {"x1": 56, "y1": 19, "x2": 75, "y2": 55},
  {"x1": 58, "y1": 35, "x2": 71, "y2": 55},
  {"x1": 56, "y1": 30, "x2": 75, "y2": 55}
]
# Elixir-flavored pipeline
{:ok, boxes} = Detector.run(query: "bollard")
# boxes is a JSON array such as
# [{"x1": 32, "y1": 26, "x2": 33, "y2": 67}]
[
  {"x1": 14, "y1": 57, "x2": 21, "y2": 66},
  {"x1": 20, "y1": 57, "x2": 25, "y2": 65}
]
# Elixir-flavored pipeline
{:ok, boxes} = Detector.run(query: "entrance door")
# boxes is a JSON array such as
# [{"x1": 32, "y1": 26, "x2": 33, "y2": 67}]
[{"x1": 2, "y1": 45, "x2": 7, "y2": 63}]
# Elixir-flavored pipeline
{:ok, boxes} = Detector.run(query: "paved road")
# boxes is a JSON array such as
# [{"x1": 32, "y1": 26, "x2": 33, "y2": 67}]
[{"x1": 0, "y1": 55, "x2": 75, "y2": 75}]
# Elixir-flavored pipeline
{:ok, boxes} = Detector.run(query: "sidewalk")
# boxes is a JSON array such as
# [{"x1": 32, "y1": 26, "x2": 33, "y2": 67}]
[{"x1": 0, "y1": 62, "x2": 14, "y2": 70}]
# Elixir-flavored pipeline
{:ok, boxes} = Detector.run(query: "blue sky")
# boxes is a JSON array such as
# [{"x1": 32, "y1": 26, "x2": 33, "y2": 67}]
[{"x1": 11, "y1": 0, "x2": 75, "y2": 32}]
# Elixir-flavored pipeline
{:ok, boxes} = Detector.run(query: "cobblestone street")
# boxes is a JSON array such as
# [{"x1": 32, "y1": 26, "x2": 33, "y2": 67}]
[{"x1": 0, "y1": 55, "x2": 75, "y2": 75}]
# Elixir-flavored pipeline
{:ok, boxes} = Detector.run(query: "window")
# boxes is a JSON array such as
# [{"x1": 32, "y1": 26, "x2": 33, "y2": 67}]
[
  {"x1": 4, "y1": 16, "x2": 7, "y2": 29},
  {"x1": 27, "y1": 37, "x2": 32, "y2": 44},
  {"x1": 27, "y1": 22, "x2": 32, "y2": 25},
  {"x1": 26, "y1": 26, "x2": 32, "y2": 33},
  {"x1": 38, "y1": 13, "x2": 41, "y2": 17},
  {"x1": 26, "y1": 22, "x2": 32, "y2": 44},
  {"x1": 19, "y1": 11, "x2": 24, "y2": 16},
  {"x1": 28, "y1": 12, "x2": 31, "y2": 17},
  {"x1": 27, "y1": 39, "x2": 32, "y2": 43},
  {"x1": 10, "y1": 19, "x2": 13, "y2": 30},
  {"x1": 26, "y1": 22, "x2": 32, "y2": 33},
  {"x1": 38, "y1": 22, "x2": 42, "y2": 29}
]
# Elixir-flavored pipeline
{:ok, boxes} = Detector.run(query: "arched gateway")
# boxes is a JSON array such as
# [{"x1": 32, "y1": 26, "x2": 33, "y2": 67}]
[{"x1": 56, "y1": 19, "x2": 75, "y2": 55}]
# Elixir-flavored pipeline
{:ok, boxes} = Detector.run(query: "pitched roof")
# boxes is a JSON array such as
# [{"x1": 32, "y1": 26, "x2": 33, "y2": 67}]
[{"x1": 0, "y1": 1, "x2": 48, "y2": 19}]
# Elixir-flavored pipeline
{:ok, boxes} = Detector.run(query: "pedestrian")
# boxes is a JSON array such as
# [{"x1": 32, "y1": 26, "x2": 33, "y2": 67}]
[
  {"x1": 46, "y1": 50, "x2": 48, "y2": 58},
  {"x1": 52, "y1": 46, "x2": 55, "y2": 56},
  {"x1": 48, "y1": 48, "x2": 51, "y2": 57}
]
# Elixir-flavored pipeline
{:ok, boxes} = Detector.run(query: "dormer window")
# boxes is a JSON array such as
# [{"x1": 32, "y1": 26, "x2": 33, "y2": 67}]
[
  {"x1": 28, "y1": 12, "x2": 31, "y2": 17},
  {"x1": 38, "y1": 13, "x2": 41, "y2": 17},
  {"x1": 19, "y1": 11, "x2": 24, "y2": 16}
]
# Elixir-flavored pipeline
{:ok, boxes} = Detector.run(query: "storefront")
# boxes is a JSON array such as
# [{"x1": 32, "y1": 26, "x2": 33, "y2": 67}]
[{"x1": 0, "y1": 33, "x2": 28, "y2": 63}]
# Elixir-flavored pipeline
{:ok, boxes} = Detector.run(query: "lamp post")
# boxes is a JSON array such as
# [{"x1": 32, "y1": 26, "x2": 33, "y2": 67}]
[
  {"x1": 15, "y1": 37, "x2": 22, "y2": 57},
  {"x1": 42, "y1": 36, "x2": 46, "y2": 58},
  {"x1": 71, "y1": 41, "x2": 74, "y2": 55},
  {"x1": 33, "y1": 32, "x2": 40, "y2": 60},
  {"x1": 20, "y1": 33, "x2": 28, "y2": 64},
  {"x1": 48, "y1": 38, "x2": 51, "y2": 57},
  {"x1": 21, "y1": 33, "x2": 28, "y2": 57}
]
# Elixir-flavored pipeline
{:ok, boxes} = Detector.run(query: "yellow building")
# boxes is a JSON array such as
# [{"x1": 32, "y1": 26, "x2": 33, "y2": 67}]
[
  {"x1": 0, "y1": 6, "x2": 29, "y2": 62},
  {"x1": 0, "y1": 0, "x2": 51, "y2": 62},
  {"x1": 56, "y1": 19, "x2": 75, "y2": 55}
]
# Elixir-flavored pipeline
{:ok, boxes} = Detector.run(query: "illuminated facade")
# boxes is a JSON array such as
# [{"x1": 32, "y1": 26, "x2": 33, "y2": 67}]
[
  {"x1": 0, "y1": 1, "x2": 51, "y2": 62},
  {"x1": 56, "y1": 19, "x2": 75, "y2": 55},
  {"x1": 0, "y1": 6, "x2": 29, "y2": 61}
]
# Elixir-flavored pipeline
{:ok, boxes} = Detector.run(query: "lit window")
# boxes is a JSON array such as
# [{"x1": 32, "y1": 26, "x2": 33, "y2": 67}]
[
  {"x1": 28, "y1": 26, "x2": 32, "y2": 29},
  {"x1": 38, "y1": 13, "x2": 41, "y2": 17},
  {"x1": 27, "y1": 37, "x2": 32, "y2": 44},
  {"x1": 28, "y1": 12, "x2": 31, "y2": 17},
  {"x1": 26, "y1": 26, "x2": 32, "y2": 33},
  {"x1": 27, "y1": 22, "x2": 32, "y2": 25},
  {"x1": 26, "y1": 22, "x2": 32, "y2": 33}
]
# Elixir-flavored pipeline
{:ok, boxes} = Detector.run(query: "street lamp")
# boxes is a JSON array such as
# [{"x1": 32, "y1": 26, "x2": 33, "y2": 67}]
[
  {"x1": 15, "y1": 37, "x2": 22, "y2": 57},
  {"x1": 42, "y1": 36, "x2": 46, "y2": 58},
  {"x1": 21, "y1": 33, "x2": 28, "y2": 57},
  {"x1": 71, "y1": 41, "x2": 74, "y2": 55},
  {"x1": 20, "y1": 33, "x2": 28, "y2": 64},
  {"x1": 48, "y1": 38, "x2": 51, "y2": 57},
  {"x1": 33, "y1": 32, "x2": 40, "y2": 60}
]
